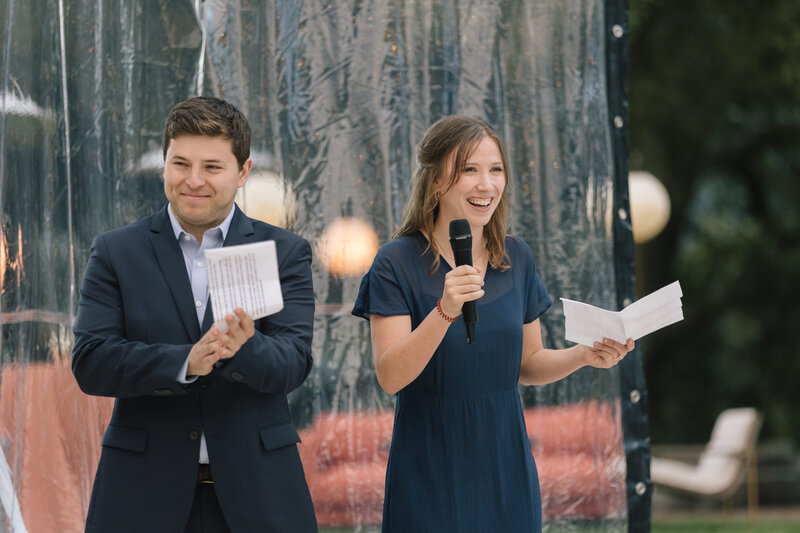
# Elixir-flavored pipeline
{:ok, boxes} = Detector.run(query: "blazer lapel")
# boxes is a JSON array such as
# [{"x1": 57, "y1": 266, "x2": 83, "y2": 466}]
[
  {"x1": 201, "y1": 205, "x2": 257, "y2": 332},
  {"x1": 223, "y1": 205, "x2": 256, "y2": 247},
  {"x1": 149, "y1": 206, "x2": 203, "y2": 341}
]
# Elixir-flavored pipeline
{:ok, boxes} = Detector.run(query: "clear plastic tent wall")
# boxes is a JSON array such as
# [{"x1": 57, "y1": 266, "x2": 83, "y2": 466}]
[{"x1": 0, "y1": 0, "x2": 649, "y2": 531}]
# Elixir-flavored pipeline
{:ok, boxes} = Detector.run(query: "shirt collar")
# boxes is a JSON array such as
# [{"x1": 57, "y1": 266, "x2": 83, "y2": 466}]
[{"x1": 167, "y1": 203, "x2": 236, "y2": 242}]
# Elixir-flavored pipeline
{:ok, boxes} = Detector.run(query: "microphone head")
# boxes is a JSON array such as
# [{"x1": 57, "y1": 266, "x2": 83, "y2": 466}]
[{"x1": 449, "y1": 219, "x2": 472, "y2": 251}]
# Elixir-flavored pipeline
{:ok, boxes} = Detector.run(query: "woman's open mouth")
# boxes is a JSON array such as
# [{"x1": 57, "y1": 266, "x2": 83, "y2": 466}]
[{"x1": 467, "y1": 197, "x2": 492, "y2": 209}]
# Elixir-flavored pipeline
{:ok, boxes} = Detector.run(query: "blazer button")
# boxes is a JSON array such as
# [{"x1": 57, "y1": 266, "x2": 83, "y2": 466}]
[
  {"x1": 199, "y1": 379, "x2": 209, "y2": 389},
  {"x1": 213, "y1": 361, "x2": 225, "y2": 369},
  {"x1": 230, "y1": 371, "x2": 244, "y2": 382},
  {"x1": 189, "y1": 430, "x2": 200, "y2": 440}
]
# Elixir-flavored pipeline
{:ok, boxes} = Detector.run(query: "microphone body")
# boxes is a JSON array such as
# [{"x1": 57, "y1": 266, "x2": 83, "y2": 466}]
[{"x1": 449, "y1": 219, "x2": 478, "y2": 344}]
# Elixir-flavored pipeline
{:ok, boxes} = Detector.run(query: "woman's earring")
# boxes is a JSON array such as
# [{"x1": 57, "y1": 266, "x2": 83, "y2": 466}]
[{"x1": 434, "y1": 189, "x2": 440, "y2": 201}]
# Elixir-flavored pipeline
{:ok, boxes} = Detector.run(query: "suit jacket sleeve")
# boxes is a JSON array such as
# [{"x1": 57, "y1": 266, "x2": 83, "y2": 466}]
[
  {"x1": 72, "y1": 234, "x2": 192, "y2": 398},
  {"x1": 72, "y1": 222, "x2": 315, "y2": 398},
  {"x1": 214, "y1": 236, "x2": 315, "y2": 394}
]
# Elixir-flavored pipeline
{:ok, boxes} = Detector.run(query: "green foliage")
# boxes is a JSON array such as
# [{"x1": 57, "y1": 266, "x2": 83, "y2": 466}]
[
  {"x1": 629, "y1": 0, "x2": 800, "y2": 444},
  {"x1": 653, "y1": 521, "x2": 800, "y2": 533}
]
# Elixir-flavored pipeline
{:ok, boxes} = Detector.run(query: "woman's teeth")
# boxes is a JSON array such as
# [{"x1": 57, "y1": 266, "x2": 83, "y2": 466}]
[{"x1": 468, "y1": 198, "x2": 491, "y2": 207}]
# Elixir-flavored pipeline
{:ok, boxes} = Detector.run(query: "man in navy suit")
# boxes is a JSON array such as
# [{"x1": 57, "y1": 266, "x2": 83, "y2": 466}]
[{"x1": 72, "y1": 96, "x2": 317, "y2": 532}]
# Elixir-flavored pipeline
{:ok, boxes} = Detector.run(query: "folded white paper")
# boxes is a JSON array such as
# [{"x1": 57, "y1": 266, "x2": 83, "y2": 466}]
[
  {"x1": 561, "y1": 281, "x2": 683, "y2": 346},
  {"x1": 204, "y1": 241, "x2": 284, "y2": 331}
]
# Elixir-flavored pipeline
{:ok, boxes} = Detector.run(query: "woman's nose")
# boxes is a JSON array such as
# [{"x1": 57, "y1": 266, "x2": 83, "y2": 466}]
[{"x1": 476, "y1": 171, "x2": 493, "y2": 188}]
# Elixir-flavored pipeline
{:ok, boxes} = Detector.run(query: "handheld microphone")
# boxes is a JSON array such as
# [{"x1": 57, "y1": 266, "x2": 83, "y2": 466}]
[{"x1": 449, "y1": 219, "x2": 478, "y2": 344}]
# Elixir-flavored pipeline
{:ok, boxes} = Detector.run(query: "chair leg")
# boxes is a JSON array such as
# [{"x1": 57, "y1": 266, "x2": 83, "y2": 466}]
[
  {"x1": 722, "y1": 494, "x2": 733, "y2": 518},
  {"x1": 746, "y1": 444, "x2": 759, "y2": 521}
]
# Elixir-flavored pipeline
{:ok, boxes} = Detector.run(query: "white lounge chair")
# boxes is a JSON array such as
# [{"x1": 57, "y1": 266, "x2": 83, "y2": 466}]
[{"x1": 651, "y1": 407, "x2": 762, "y2": 517}]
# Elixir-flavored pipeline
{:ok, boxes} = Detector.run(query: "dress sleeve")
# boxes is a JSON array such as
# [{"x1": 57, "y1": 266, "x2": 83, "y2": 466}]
[
  {"x1": 352, "y1": 243, "x2": 412, "y2": 320},
  {"x1": 523, "y1": 243, "x2": 553, "y2": 324}
]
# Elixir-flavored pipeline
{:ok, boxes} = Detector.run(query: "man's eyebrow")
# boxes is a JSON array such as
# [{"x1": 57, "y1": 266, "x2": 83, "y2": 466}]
[{"x1": 169, "y1": 154, "x2": 225, "y2": 164}]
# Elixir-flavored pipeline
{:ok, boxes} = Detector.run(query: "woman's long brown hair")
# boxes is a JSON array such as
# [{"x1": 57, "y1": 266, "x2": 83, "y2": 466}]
[{"x1": 395, "y1": 115, "x2": 511, "y2": 272}]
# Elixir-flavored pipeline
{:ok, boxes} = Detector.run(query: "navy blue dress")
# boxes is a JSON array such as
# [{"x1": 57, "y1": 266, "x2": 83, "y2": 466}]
[{"x1": 353, "y1": 232, "x2": 552, "y2": 533}]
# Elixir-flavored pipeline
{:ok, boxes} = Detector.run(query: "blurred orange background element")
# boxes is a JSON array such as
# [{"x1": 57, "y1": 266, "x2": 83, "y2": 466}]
[
  {"x1": 0, "y1": 363, "x2": 625, "y2": 531},
  {"x1": 0, "y1": 362, "x2": 113, "y2": 532}
]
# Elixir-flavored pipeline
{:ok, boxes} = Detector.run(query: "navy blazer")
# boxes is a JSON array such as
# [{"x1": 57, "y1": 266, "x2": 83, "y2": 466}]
[{"x1": 72, "y1": 205, "x2": 317, "y2": 532}]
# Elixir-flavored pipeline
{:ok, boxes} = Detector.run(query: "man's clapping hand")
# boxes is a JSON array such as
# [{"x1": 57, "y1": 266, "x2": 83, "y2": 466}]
[{"x1": 186, "y1": 308, "x2": 255, "y2": 376}]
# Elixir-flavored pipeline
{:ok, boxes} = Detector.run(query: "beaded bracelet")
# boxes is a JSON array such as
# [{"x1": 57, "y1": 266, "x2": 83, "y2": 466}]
[{"x1": 436, "y1": 299, "x2": 458, "y2": 323}]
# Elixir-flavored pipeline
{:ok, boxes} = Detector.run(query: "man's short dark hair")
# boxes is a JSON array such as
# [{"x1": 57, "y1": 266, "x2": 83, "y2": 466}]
[{"x1": 162, "y1": 96, "x2": 251, "y2": 168}]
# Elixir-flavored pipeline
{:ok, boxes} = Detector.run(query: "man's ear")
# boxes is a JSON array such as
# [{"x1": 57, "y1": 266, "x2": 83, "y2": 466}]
[{"x1": 238, "y1": 158, "x2": 253, "y2": 186}]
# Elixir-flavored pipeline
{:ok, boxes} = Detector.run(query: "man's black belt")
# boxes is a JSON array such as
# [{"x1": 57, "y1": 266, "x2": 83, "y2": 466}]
[{"x1": 197, "y1": 464, "x2": 213, "y2": 484}]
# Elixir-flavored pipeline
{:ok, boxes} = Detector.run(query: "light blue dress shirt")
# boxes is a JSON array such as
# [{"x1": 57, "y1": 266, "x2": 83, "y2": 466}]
[{"x1": 168, "y1": 203, "x2": 236, "y2": 464}]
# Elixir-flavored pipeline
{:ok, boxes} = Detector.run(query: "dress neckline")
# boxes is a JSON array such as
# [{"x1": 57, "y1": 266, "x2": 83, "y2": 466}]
[{"x1": 413, "y1": 231, "x2": 493, "y2": 277}]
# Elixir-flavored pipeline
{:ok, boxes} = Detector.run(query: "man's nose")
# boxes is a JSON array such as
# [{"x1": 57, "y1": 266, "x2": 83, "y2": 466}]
[{"x1": 185, "y1": 167, "x2": 204, "y2": 187}]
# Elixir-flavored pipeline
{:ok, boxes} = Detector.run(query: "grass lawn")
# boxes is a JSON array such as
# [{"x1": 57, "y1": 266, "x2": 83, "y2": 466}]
[
  {"x1": 652, "y1": 507, "x2": 800, "y2": 533},
  {"x1": 320, "y1": 510, "x2": 800, "y2": 532},
  {"x1": 653, "y1": 520, "x2": 800, "y2": 532}
]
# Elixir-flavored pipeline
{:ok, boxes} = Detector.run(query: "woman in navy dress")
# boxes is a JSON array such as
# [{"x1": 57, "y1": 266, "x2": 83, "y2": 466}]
[{"x1": 353, "y1": 115, "x2": 634, "y2": 532}]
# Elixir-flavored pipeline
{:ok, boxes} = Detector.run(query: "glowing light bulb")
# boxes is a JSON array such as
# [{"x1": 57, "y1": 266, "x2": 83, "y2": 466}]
[
  {"x1": 235, "y1": 171, "x2": 297, "y2": 229},
  {"x1": 317, "y1": 217, "x2": 380, "y2": 277},
  {"x1": 629, "y1": 171, "x2": 670, "y2": 244}
]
